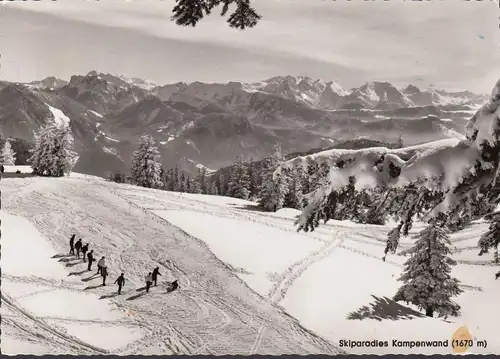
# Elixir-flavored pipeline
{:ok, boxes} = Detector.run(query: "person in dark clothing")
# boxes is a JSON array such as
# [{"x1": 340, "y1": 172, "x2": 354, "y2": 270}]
[
  {"x1": 114, "y1": 273, "x2": 125, "y2": 294},
  {"x1": 97, "y1": 257, "x2": 105, "y2": 275},
  {"x1": 495, "y1": 271, "x2": 500, "y2": 280},
  {"x1": 170, "y1": 280, "x2": 179, "y2": 292},
  {"x1": 74, "y1": 239, "x2": 83, "y2": 258},
  {"x1": 69, "y1": 234, "x2": 76, "y2": 255},
  {"x1": 81, "y1": 243, "x2": 89, "y2": 262},
  {"x1": 152, "y1": 267, "x2": 161, "y2": 286},
  {"x1": 101, "y1": 266, "x2": 108, "y2": 286},
  {"x1": 87, "y1": 250, "x2": 95, "y2": 271},
  {"x1": 0, "y1": 164, "x2": 4, "y2": 174},
  {"x1": 145, "y1": 272, "x2": 153, "y2": 293}
]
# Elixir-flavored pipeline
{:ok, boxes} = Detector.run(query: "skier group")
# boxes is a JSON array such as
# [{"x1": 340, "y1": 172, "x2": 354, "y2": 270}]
[{"x1": 69, "y1": 234, "x2": 179, "y2": 295}]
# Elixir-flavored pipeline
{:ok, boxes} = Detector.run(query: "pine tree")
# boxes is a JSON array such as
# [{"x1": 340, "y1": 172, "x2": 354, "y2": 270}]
[
  {"x1": 336, "y1": 176, "x2": 359, "y2": 220},
  {"x1": 197, "y1": 168, "x2": 208, "y2": 194},
  {"x1": 217, "y1": 171, "x2": 226, "y2": 196},
  {"x1": 210, "y1": 181, "x2": 219, "y2": 195},
  {"x1": 1, "y1": 139, "x2": 16, "y2": 165},
  {"x1": 478, "y1": 211, "x2": 500, "y2": 263},
  {"x1": 283, "y1": 166, "x2": 302, "y2": 209},
  {"x1": 130, "y1": 134, "x2": 163, "y2": 189},
  {"x1": 247, "y1": 158, "x2": 260, "y2": 200},
  {"x1": 366, "y1": 188, "x2": 392, "y2": 225},
  {"x1": 186, "y1": 175, "x2": 192, "y2": 193},
  {"x1": 165, "y1": 168, "x2": 175, "y2": 191},
  {"x1": 172, "y1": 166, "x2": 180, "y2": 191},
  {"x1": 160, "y1": 167, "x2": 169, "y2": 190},
  {"x1": 259, "y1": 144, "x2": 288, "y2": 211},
  {"x1": 227, "y1": 156, "x2": 251, "y2": 199},
  {"x1": 190, "y1": 175, "x2": 202, "y2": 194},
  {"x1": 383, "y1": 222, "x2": 402, "y2": 261},
  {"x1": 179, "y1": 172, "x2": 187, "y2": 192},
  {"x1": 394, "y1": 223, "x2": 463, "y2": 318},
  {"x1": 28, "y1": 123, "x2": 78, "y2": 176}
]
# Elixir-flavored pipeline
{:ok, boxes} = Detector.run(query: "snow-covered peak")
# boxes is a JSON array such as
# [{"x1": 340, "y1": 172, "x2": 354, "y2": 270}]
[
  {"x1": 45, "y1": 103, "x2": 71, "y2": 128},
  {"x1": 403, "y1": 84, "x2": 421, "y2": 95},
  {"x1": 26, "y1": 76, "x2": 68, "y2": 91},
  {"x1": 245, "y1": 75, "x2": 349, "y2": 107},
  {"x1": 347, "y1": 81, "x2": 412, "y2": 108},
  {"x1": 327, "y1": 81, "x2": 351, "y2": 96},
  {"x1": 118, "y1": 75, "x2": 157, "y2": 91}
]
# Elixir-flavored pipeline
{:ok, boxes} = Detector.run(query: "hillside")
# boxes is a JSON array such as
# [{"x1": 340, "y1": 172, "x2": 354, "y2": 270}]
[
  {"x1": 2, "y1": 171, "x2": 498, "y2": 355},
  {"x1": 0, "y1": 72, "x2": 484, "y2": 177}
]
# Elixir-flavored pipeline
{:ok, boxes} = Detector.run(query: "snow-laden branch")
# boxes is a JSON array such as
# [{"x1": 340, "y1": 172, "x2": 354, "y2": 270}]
[{"x1": 278, "y1": 78, "x2": 500, "y2": 228}]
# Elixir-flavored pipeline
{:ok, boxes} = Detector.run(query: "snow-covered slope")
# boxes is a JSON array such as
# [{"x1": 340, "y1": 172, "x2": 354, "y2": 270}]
[
  {"x1": 1, "y1": 173, "x2": 339, "y2": 356},
  {"x1": 2, "y1": 172, "x2": 498, "y2": 354}
]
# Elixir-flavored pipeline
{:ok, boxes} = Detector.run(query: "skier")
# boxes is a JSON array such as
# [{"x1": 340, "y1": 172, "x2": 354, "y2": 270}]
[
  {"x1": 87, "y1": 250, "x2": 95, "y2": 271},
  {"x1": 74, "y1": 239, "x2": 83, "y2": 258},
  {"x1": 169, "y1": 280, "x2": 179, "y2": 292},
  {"x1": 69, "y1": 234, "x2": 76, "y2": 255},
  {"x1": 101, "y1": 265, "x2": 108, "y2": 286},
  {"x1": 145, "y1": 272, "x2": 153, "y2": 293},
  {"x1": 495, "y1": 271, "x2": 500, "y2": 280},
  {"x1": 81, "y1": 243, "x2": 89, "y2": 262},
  {"x1": 114, "y1": 273, "x2": 125, "y2": 294},
  {"x1": 97, "y1": 256, "x2": 106, "y2": 275},
  {"x1": 152, "y1": 267, "x2": 161, "y2": 286}
]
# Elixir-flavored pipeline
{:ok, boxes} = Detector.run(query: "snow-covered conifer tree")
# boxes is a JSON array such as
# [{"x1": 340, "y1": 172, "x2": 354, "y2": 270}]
[
  {"x1": 190, "y1": 175, "x2": 202, "y2": 194},
  {"x1": 185, "y1": 175, "x2": 192, "y2": 193},
  {"x1": 247, "y1": 159, "x2": 260, "y2": 200},
  {"x1": 394, "y1": 223, "x2": 463, "y2": 318},
  {"x1": 53, "y1": 125, "x2": 79, "y2": 177},
  {"x1": 217, "y1": 171, "x2": 227, "y2": 196},
  {"x1": 227, "y1": 156, "x2": 251, "y2": 199},
  {"x1": 259, "y1": 144, "x2": 288, "y2": 211},
  {"x1": 160, "y1": 167, "x2": 169, "y2": 190},
  {"x1": 366, "y1": 188, "x2": 392, "y2": 225},
  {"x1": 1, "y1": 139, "x2": 16, "y2": 165},
  {"x1": 197, "y1": 168, "x2": 208, "y2": 194},
  {"x1": 172, "y1": 166, "x2": 180, "y2": 191},
  {"x1": 28, "y1": 123, "x2": 78, "y2": 176},
  {"x1": 180, "y1": 173, "x2": 187, "y2": 192},
  {"x1": 283, "y1": 166, "x2": 303, "y2": 209},
  {"x1": 478, "y1": 211, "x2": 500, "y2": 263},
  {"x1": 383, "y1": 222, "x2": 402, "y2": 261},
  {"x1": 130, "y1": 134, "x2": 163, "y2": 188},
  {"x1": 209, "y1": 181, "x2": 218, "y2": 195}
]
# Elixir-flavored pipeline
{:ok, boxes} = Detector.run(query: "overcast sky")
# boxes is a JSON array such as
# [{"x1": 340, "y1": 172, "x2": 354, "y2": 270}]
[{"x1": 0, "y1": 0, "x2": 499, "y2": 93}]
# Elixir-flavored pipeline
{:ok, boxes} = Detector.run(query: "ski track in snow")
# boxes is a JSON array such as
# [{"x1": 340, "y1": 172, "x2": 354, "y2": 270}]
[
  {"x1": 93, "y1": 184, "x2": 491, "y2": 352},
  {"x1": 2, "y1": 293, "x2": 108, "y2": 355},
  {"x1": 2, "y1": 176, "x2": 496, "y2": 355},
  {"x1": 1, "y1": 177, "x2": 340, "y2": 355}
]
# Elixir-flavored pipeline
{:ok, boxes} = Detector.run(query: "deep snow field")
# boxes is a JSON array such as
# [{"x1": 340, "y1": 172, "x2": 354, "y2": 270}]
[{"x1": 1, "y1": 169, "x2": 498, "y2": 355}]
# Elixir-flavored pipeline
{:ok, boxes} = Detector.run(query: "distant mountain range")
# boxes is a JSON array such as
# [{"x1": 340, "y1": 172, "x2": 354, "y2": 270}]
[{"x1": 0, "y1": 71, "x2": 487, "y2": 177}]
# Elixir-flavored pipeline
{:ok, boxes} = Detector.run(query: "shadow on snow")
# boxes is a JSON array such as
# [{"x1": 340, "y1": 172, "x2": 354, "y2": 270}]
[{"x1": 347, "y1": 295, "x2": 425, "y2": 321}]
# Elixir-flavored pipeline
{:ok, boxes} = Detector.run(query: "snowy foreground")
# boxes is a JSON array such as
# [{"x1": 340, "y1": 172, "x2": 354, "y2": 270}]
[{"x1": 1, "y1": 173, "x2": 498, "y2": 355}]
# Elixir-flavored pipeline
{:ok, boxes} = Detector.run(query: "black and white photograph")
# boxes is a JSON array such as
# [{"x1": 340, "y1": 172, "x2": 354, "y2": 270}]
[{"x1": 0, "y1": 0, "x2": 499, "y2": 356}]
